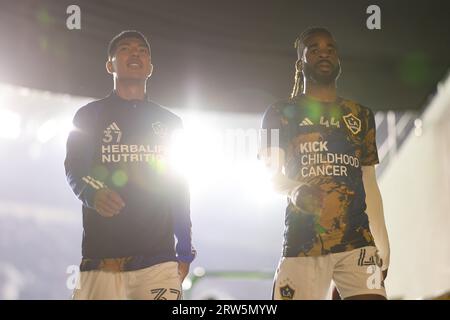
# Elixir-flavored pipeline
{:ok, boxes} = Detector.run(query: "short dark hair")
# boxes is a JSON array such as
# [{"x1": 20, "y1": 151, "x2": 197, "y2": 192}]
[
  {"x1": 107, "y1": 30, "x2": 151, "y2": 60},
  {"x1": 294, "y1": 27, "x2": 335, "y2": 60}
]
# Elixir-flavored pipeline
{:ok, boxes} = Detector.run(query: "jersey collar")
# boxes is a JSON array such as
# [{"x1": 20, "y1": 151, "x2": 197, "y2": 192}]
[{"x1": 109, "y1": 90, "x2": 150, "y2": 108}]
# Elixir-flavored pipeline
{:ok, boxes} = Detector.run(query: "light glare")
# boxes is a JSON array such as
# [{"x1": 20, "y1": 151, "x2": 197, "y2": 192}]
[{"x1": 0, "y1": 109, "x2": 21, "y2": 140}]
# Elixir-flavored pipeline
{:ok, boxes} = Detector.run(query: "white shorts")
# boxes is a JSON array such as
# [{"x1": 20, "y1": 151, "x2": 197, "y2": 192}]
[
  {"x1": 273, "y1": 246, "x2": 387, "y2": 300},
  {"x1": 72, "y1": 261, "x2": 182, "y2": 300}
]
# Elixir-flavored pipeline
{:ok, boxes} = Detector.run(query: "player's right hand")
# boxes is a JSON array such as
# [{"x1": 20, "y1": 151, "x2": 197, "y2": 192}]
[
  {"x1": 93, "y1": 188, "x2": 126, "y2": 218},
  {"x1": 291, "y1": 183, "x2": 325, "y2": 215}
]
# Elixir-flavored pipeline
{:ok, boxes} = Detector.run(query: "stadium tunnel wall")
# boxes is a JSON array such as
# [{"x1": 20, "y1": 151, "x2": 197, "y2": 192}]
[{"x1": 379, "y1": 74, "x2": 450, "y2": 299}]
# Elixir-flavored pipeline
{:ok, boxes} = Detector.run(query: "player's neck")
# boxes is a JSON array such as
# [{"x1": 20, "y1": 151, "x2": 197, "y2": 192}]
[
  {"x1": 114, "y1": 79, "x2": 147, "y2": 101},
  {"x1": 303, "y1": 82, "x2": 337, "y2": 103}
]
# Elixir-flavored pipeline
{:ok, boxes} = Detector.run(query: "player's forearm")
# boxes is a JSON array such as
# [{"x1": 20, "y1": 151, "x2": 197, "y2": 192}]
[
  {"x1": 65, "y1": 153, "x2": 108, "y2": 210},
  {"x1": 175, "y1": 228, "x2": 196, "y2": 263},
  {"x1": 173, "y1": 205, "x2": 196, "y2": 263},
  {"x1": 260, "y1": 147, "x2": 303, "y2": 198},
  {"x1": 65, "y1": 111, "x2": 106, "y2": 209},
  {"x1": 367, "y1": 193, "x2": 390, "y2": 268},
  {"x1": 171, "y1": 179, "x2": 196, "y2": 263},
  {"x1": 65, "y1": 165, "x2": 101, "y2": 209},
  {"x1": 364, "y1": 171, "x2": 390, "y2": 270},
  {"x1": 174, "y1": 222, "x2": 196, "y2": 263},
  {"x1": 271, "y1": 172, "x2": 303, "y2": 198}
]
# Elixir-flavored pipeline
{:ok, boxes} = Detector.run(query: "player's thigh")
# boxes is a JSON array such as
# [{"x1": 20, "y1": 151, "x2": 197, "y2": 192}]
[
  {"x1": 72, "y1": 270, "x2": 125, "y2": 300},
  {"x1": 273, "y1": 257, "x2": 332, "y2": 300},
  {"x1": 333, "y1": 246, "x2": 387, "y2": 300},
  {"x1": 127, "y1": 261, "x2": 182, "y2": 300}
]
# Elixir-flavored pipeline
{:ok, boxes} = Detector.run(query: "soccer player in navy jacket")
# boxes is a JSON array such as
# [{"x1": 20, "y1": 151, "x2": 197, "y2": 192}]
[{"x1": 65, "y1": 30, "x2": 195, "y2": 300}]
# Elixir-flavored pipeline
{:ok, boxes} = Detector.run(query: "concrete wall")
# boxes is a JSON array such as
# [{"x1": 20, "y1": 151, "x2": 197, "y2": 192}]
[{"x1": 379, "y1": 75, "x2": 450, "y2": 299}]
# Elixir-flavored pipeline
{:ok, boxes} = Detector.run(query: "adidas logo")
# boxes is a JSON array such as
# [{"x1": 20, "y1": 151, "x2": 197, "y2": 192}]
[
  {"x1": 106, "y1": 122, "x2": 121, "y2": 133},
  {"x1": 299, "y1": 118, "x2": 314, "y2": 126},
  {"x1": 103, "y1": 122, "x2": 122, "y2": 143}
]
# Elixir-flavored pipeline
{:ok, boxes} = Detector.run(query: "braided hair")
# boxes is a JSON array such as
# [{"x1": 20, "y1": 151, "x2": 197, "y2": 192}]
[{"x1": 290, "y1": 27, "x2": 334, "y2": 99}]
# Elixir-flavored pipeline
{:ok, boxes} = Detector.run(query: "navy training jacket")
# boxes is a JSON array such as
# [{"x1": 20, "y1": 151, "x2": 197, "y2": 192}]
[{"x1": 64, "y1": 91, "x2": 195, "y2": 270}]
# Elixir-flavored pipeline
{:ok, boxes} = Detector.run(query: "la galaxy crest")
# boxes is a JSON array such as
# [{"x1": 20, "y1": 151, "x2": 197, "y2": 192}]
[
  {"x1": 152, "y1": 122, "x2": 167, "y2": 137},
  {"x1": 342, "y1": 113, "x2": 362, "y2": 134},
  {"x1": 279, "y1": 284, "x2": 295, "y2": 300}
]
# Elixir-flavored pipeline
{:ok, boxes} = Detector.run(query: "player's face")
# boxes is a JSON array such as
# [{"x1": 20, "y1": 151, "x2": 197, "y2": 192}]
[
  {"x1": 109, "y1": 37, "x2": 152, "y2": 81},
  {"x1": 302, "y1": 32, "x2": 341, "y2": 85}
]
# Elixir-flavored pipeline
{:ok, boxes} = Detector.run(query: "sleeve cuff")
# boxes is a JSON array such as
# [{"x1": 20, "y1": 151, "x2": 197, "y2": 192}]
[
  {"x1": 79, "y1": 176, "x2": 108, "y2": 209},
  {"x1": 176, "y1": 249, "x2": 197, "y2": 263}
]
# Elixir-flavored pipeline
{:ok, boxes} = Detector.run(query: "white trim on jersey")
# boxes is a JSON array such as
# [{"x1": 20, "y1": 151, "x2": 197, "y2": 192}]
[{"x1": 82, "y1": 176, "x2": 106, "y2": 190}]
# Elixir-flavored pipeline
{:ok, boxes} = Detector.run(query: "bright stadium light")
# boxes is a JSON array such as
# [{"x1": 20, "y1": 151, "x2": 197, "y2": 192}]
[
  {"x1": 0, "y1": 109, "x2": 21, "y2": 140},
  {"x1": 37, "y1": 119, "x2": 58, "y2": 143},
  {"x1": 58, "y1": 117, "x2": 75, "y2": 144},
  {"x1": 37, "y1": 117, "x2": 74, "y2": 144},
  {"x1": 169, "y1": 112, "x2": 226, "y2": 190},
  {"x1": 169, "y1": 111, "x2": 279, "y2": 200}
]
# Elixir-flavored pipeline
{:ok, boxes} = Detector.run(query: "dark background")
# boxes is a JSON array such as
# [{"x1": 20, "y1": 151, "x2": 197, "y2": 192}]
[{"x1": 1, "y1": 0, "x2": 449, "y2": 113}]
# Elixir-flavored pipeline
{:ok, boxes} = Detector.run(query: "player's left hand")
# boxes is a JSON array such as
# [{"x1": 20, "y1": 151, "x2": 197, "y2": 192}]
[{"x1": 178, "y1": 261, "x2": 190, "y2": 282}]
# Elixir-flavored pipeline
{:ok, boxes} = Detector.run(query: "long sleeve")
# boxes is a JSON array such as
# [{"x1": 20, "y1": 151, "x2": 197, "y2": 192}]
[
  {"x1": 168, "y1": 119, "x2": 196, "y2": 263},
  {"x1": 171, "y1": 176, "x2": 196, "y2": 263},
  {"x1": 362, "y1": 165, "x2": 390, "y2": 270},
  {"x1": 360, "y1": 108, "x2": 389, "y2": 269},
  {"x1": 64, "y1": 105, "x2": 106, "y2": 209}
]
